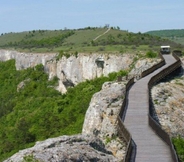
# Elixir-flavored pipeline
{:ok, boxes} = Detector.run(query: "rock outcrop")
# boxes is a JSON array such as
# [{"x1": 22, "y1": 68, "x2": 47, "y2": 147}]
[
  {"x1": 45, "y1": 53, "x2": 132, "y2": 93},
  {"x1": 129, "y1": 57, "x2": 161, "y2": 79},
  {"x1": 4, "y1": 81, "x2": 127, "y2": 162},
  {"x1": 0, "y1": 49, "x2": 56, "y2": 70},
  {"x1": 82, "y1": 81, "x2": 127, "y2": 159},
  {"x1": 152, "y1": 57, "x2": 184, "y2": 137},
  {"x1": 0, "y1": 50, "x2": 133, "y2": 93},
  {"x1": 1, "y1": 49, "x2": 163, "y2": 161},
  {"x1": 4, "y1": 135, "x2": 117, "y2": 162},
  {"x1": 17, "y1": 78, "x2": 31, "y2": 92}
]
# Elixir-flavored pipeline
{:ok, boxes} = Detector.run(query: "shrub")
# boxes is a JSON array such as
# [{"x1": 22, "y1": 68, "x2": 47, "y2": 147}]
[
  {"x1": 172, "y1": 136, "x2": 184, "y2": 162},
  {"x1": 146, "y1": 50, "x2": 158, "y2": 58},
  {"x1": 108, "y1": 70, "x2": 128, "y2": 80},
  {"x1": 23, "y1": 154, "x2": 39, "y2": 162},
  {"x1": 56, "y1": 50, "x2": 71, "y2": 61},
  {"x1": 74, "y1": 51, "x2": 78, "y2": 57}
]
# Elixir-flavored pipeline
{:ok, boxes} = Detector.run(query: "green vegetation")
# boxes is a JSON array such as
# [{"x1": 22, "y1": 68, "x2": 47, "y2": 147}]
[
  {"x1": 0, "y1": 30, "x2": 74, "y2": 50},
  {"x1": 23, "y1": 155, "x2": 39, "y2": 162},
  {"x1": 146, "y1": 29, "x2": 184, "y2": 38},
  {"x1": 146, "y1": 50, "x2": 158, "y2": 58},
  {"x1": 55, "y1": 50, "x2": 78, "y2": 60},
  {"x1": 56, "y1": 50, "x2": 71, "y2": 60},
  {"x1": 105, "y1": 135, "x2": 118, "y2": 145},
  {"x1": 146, "y1": 29, "x2": 184, "y2": 46},
  {"x1": 0, "y1": 59, "x2": 128, "y2": 161},
  {"x1": 172, "y1": 136, "x2": 184, "y2": 162},
  {"x1": 0, "y1": 27, "x2": 184, "y2": 161},
  {"x1": 1, "y1": 27, "x2": 183, "y2": 53}
]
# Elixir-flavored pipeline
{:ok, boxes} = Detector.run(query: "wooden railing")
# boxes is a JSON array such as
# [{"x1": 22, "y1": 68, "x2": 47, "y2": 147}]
[
  {"x1": 117, "y1": 53, "x2": 181, "y2": 161},
  {"x1": 116, "y1": 53, "x2": 167, "y2": 161},
  {"x1": 119, "y1": 77, "x2": 134, "y2": 121},
  {"x1": 141, "y1": 53, "x2": 165, "y2": 78},
  {"x1": 148, "y1": 53, "x2": 181, "y2": 86},
  {"x1": 148, "y1": 53, "x2": 181, "y2": 162},
  {"x1": 116, "y1": 77, "x2": 135, "y2": 162},
  {"x1": 117, "y1": 117, "x2": 133, "y2": 162}
]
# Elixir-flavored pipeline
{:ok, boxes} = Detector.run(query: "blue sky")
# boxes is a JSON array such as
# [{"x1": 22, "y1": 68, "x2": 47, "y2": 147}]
[{"x1": 0, "y1": 0, "x2": 184, "y2": 34}]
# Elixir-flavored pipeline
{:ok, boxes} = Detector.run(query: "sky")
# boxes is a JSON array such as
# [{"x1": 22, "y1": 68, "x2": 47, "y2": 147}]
[{"x1": 0, "y1": 0, "x2": 184, "y2": 34}]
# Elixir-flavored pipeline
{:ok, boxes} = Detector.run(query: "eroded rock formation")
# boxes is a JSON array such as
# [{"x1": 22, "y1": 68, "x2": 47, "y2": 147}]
[
  {"x1": 0, "y1": 50, "x2": 133, "y2": 93},
  {"x1": 4, "y1": 81, "x2": 127, "y2": 162},
  {"x1": 1, "y1": 49, "x2": 163, "y2": 161},
  {"x1": 4, "y1": 135, "x2": 117, "y2": 162},
  {"x1": 152, "y1": 57, "x2": 184, "y2": 137},
  {"x1": 129, "y1": 57, "x2": 161, "y2": 79},
  {"x1": 82, "y1": 81, "x2": 127, "y2": 159},
  {"x1": 152, "y1": 76, "x2": 184, "y2": 137}
]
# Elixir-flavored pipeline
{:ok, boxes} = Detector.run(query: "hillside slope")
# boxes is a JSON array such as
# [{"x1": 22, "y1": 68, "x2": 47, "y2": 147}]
[
  {"x1": 146, "y1": 29, "x2": 184, "y2": 45},
  {"x1": 1, "y1": 27, "x2": 183, "y2": 53}
]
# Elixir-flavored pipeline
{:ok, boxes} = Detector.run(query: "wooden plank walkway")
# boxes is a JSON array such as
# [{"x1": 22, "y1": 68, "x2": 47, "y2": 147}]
[{"x1": 123, "y1": 55, "x2": 177, "y2": 162}]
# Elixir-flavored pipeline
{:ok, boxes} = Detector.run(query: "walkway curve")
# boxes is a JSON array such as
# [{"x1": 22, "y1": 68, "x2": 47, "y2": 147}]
[{"x1": 123, "y1": 55, "x2": 177, "y2": 162}]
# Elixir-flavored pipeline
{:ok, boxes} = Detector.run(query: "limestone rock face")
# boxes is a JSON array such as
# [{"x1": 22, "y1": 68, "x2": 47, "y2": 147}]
[
  {"x1": 0, "y1": 49, "x2": 56, "y2": 70},
  {"x1": 0, "y1": 50, "x2": 132, "y2": 93},
  {"x1": 0, "y1": 49, "x2": 162, "y2": 161},
  {"x1": 45, "y1": 53, "x2": 132, "y2": 93},
  {"x1": 152, "y1": 67, "x2": 184, "y2": 137},
  {"x1": 82, "y1": 81, "x2": 127, "y2": 159},
  {"x1": 17, "y1": 79, "x2": 30, "y2": 92},
  {"x1": 4, "y1": 81, "x2": 127, "y2": 162},
  {"x1": 4, "y1": 135, "x2": 117, "y2": 162},
  {"x1": 130, "y1": 58, "x2": 161, "y2": 78},
  {"x1": 82, "y1": 82, "x2": 125, "y2": 136}
]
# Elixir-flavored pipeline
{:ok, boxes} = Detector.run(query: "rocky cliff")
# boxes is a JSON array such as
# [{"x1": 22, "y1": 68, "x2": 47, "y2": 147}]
[
  {"x1": 82, "y1": 81, "x2": 127, "y2": 160},
  {"x1": 129, "y1": 57, "x2": 161, "y2": 79},
  {"x1": 45, "y1": 53, "x2": 133, "y2": 93},
  {"x1": 1, "y1": 49, "x2": 162, "y2": 161},
  {"x1": 152, "y1": 57, "x2": 184, "y2": 137},
  {"x1": 0, "y1": 50, "x2": 56, "y2": 70},
  {"x1": 4, "y1": 135, "x2": 118, "y2": 162},
  {"x1": 0, "y1": 50, "x2": 133, "y2": 93},
  {"x1": 4, "y1": 81, "x2": 127, "y2": 162}
]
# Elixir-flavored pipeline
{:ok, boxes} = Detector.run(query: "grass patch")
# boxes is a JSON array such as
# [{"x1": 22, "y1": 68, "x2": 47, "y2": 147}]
[
  {"x1": 23, "y1": 155, "x2": 39, "y2": 162},
  {"x1": 1, "y1": 27, "x2": 183, "y2": 53},
  {"x1": 146, "y1": 50, "x2": 158, "y2": 58},
  {"x1": 172, "y1": 136, "x2": 184, "y2": 162}
]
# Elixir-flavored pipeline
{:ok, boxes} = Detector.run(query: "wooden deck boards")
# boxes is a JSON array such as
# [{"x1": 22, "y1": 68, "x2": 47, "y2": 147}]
[{"x1": 123, "y1": 55, "x2": 176, "y2": 162}]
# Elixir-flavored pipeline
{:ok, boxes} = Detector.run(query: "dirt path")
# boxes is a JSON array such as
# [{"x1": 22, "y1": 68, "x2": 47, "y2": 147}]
[{"x1": 93, "y1": 28, "x2": 111, "y2": 41}]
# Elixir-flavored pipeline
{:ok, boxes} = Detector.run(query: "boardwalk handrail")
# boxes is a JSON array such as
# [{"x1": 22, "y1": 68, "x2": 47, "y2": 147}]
[
  {"x1": 141, "y1": 53, "x2": 165, "y2": 78},
  {"x1": 117, "y1": 53, "x2": 167, "y2": 161},
  {"x1": 117, "y1": 117, "x2": 133, "y2": 162},
  {"x1": 119, "y1": 77, "x2": 135, "y2": 121},
  {"x1": 117, "y1": 53, "x2": 181, "y2": 161},
  {"x1": 116, "y1": 77, "x2": 135, "y2": 162},
  {"x1": 148, "y1": 53, "x2": 181, "y2": 162}
]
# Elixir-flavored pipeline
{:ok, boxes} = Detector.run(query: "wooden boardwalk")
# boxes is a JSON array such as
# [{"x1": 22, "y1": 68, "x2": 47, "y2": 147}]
[{"x1": 124, "y1": 55, "x2": 177, "y2": 162}]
